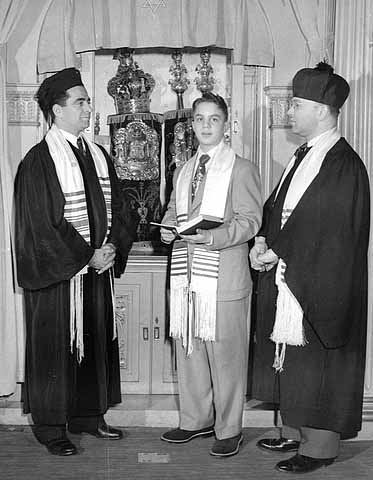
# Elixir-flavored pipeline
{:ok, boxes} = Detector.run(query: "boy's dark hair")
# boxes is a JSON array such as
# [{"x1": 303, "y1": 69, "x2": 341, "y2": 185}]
[{"x1": 192, "y1": 92, "x2": 228, "y2": 121}]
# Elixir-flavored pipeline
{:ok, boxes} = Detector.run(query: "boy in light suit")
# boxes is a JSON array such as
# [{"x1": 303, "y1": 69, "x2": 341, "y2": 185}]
[{"x1": 160, "y1": 93, "x2": 262, "y2": 457}]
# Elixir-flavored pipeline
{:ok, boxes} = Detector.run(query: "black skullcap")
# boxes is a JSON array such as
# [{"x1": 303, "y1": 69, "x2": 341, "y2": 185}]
[
  {"x1": 36, "y1": 68, "x2": 84, "y2": 117},
  {"x1": 292, "y1": 62, "x2": 350, "y2": 109}
]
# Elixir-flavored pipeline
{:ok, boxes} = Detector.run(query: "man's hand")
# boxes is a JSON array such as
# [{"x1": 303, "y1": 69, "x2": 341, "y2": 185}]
[
  {"x1": 179, "y1": 229, "x2": 212, "y2": 245},
  {"x1": 102, "y1": 242, "x2": 117, "y2": 255},
  {"x1": 249, "y1": 237, "x2": 268, "y2": 270},
  {"x1": 257, "y1": 248, "x2": 279, "y2": 271},
  {"x1": 160, "y1": 227, "x2": 177, "y2": 244},
  {"x1": 88, "y1": 248, "x2": 116, "y2": 274}
]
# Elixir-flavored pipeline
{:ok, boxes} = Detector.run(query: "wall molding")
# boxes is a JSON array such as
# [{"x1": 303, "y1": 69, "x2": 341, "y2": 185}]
[{"x1": 6, "y1": 83, "x2": 40, "y2": 126}]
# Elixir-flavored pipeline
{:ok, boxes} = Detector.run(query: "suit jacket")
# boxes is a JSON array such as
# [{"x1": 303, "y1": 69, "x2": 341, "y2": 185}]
[{"x1": 162, "y1": 153, "x2": 262, "y2": 301}]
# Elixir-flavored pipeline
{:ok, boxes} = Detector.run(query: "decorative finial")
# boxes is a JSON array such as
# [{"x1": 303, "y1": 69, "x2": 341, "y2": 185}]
[
  {"x1": 195, "y1": 49, "x2": 215, "y2": 94},
  {"x1": 107, "y1": 48, "x2": 156, "y2": 114},
  {"x1": 94, "y1": 112, "x2": 100, "y2": 135},
  {"x1": 168, "y1": 50, "x2": 190, "y2": 110}
]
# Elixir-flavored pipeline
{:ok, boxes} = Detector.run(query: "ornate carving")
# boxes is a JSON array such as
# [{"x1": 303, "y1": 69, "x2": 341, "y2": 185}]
[
  {"x1": 125, "y1": 181, "x2": 162, "y2": 241},
  {"x1": 6, "y1": 84, "x2": 39, "y2": 125},
  {"x1": 107, "y1": 49, "x2": 155, "y2": 114},
  {"x1": 94, "y1": 112, "x2": 100, "y2": 135},
  {"x1": 169, "y1": 50, "x2": 190, "y2": 109},
  {"x1": 264, "y1": 86, "x2": 292, "y2": 128},
  {"x1": 195, "y1": 49, "x2": 215, "y2": 94},
  {"x1": 169, "y1": 120, "x2": 194, "y2": 169},
  {"x1": 164, "y1": 109, "x2": 197, "y2": 204},
  {"x1": 112, "y1": 120, "x2": 160, "y2": 181},
  {"x1": 115, "y1": 293, "x2": 129, "y2": 369}
]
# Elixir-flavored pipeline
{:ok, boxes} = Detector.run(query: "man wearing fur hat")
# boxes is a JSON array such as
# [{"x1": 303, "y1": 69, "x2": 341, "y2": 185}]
[
  {"x1": 250, "y1": 62, "x2": 370, "y2": 473},
  {"x1": 15, "y1": 68, "x2": 135, "y2": 456}
]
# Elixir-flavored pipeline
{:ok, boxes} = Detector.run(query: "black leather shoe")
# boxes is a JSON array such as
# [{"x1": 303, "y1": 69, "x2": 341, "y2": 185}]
[
  {"x1": 161, "y1": 426, "x2": 214, "y2": 443},
  {"x1": 45, "y1": 438, "x2": 78, "y2": 456},
  {"x1": 276, "y1": 453, "x2": 335, "y2": 473},
  {"x1": 93, "y1": 424, "x2": 123, "y2": 440},
  {"x1": 69, "y1": 424, "x2": 124, "y2": 440},
  {"x1": 257, "y1": 437, "x2": 300, "y2": 453}
]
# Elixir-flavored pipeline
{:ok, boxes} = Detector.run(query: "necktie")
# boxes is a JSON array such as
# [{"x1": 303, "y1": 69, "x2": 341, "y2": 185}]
[
  {"x1": 191, "y1": 154, "x2": 210, "y2": 201},
  {"x1": 273, "y1": 144, "x2": 311, "y2": 208},
  {"x1": 268, "y1": 143, "x2": 311, "y2": 236},
  {"x1": 77, "y1": 136, "x2": 86, "y2": 157}
]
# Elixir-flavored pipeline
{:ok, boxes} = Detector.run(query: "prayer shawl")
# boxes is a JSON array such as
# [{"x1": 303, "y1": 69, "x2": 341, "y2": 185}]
[
  {"x1": 271, "y1": 128, "x2": 341, "y2": 371},
  {"x1": 45, "y1": 125, "x2": 113, "y2": 361},
  {"x1": 170, "y1": 142, "x2": 235, "y2": 354}
]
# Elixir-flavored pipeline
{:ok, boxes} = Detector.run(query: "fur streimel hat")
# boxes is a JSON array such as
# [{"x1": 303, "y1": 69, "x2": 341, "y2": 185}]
[{"x1": 292, "y1": 62, "x2": 350, "y2": 109}]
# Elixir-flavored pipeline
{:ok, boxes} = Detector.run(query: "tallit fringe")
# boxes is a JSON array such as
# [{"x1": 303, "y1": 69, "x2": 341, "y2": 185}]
[
  {"x1": 271, "y1": 259, "x2": 306, "y2": 372},
  {"x1": 70, "y1": 275, "x2": 84, "y2": 363},
  {"x1": 272, "y1": 342, "x2": 286, "y2": 372},
  {"x1": 110, "y1": 267, "x2": 117, "y2": 340},
  {"x1": 170, "y1": 275, "x2": 190, "y2": 350},
  {"x1": 190, "y1": 275, "x2": 217, "y2": 342}
]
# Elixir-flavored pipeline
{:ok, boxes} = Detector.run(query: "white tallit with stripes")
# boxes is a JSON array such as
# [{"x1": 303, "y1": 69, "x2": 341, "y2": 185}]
[
  {"x1": 271, "y1": 127, "x2": 341, "y2": 371},
  {"x1": 45, "y1": 124, "x2": 113, "y2": 362},
  {"x1": 170, "y1": 142, "x2": 235, "y2": 354}
]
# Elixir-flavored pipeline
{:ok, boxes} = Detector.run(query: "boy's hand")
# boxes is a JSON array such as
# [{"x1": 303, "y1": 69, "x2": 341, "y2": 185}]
[
  {"x1": 179, "y1": 229, "x2": 212, "y2": 245},
  {"x1": 160, "y1": 227, "x2": 177, "y2": 244}
]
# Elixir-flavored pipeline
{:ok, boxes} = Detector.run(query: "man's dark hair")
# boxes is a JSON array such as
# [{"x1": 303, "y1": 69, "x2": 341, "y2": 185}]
[
  {"x1": 36, "y1": 67, "x2": 83, "y2": 126},
  {"x1": 36, "y1": 89, "x2": 70, "y2": 125},
  {"x1": 327, "y1": 105, "x2": 340, "y2": 118},
  {"x1": 192, "y1": 92, "x2": 228, "y2": 121}
]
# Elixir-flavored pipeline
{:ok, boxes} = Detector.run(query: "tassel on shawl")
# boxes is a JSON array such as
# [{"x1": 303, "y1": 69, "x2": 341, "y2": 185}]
[
  {"x1": 270, "y1": 259, "x2": 306, "y2": 372},
  {"x1": 170, "y1": 274, "x2": 190, "y2": 353},
  {"x1": 70, "y1": 274, "x2": 84, "y2": 363}
]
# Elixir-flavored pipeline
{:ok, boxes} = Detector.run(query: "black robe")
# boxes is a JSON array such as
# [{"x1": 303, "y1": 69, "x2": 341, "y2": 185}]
[
  {"x1": 252, "y1": 138, "x2": 370, "y2": 438},
  {"x1": 15, "y1": 139, "x2": 135, "y2": 425}
]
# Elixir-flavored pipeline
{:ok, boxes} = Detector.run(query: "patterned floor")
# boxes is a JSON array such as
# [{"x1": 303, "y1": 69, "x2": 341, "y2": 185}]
[{"x1": 0, "y1": 426, "x2": 372, "y2": 480}]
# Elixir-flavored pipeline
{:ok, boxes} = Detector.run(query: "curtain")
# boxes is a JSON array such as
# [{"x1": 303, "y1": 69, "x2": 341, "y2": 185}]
[
  {"x1": 289, "y1": 0, "x2": 324, "y2": 66},
  {"x1": 0, "y1": 0, "x2": 27, "y2": 396},
  {"x1": 38, "y1": 0, "x2": 274, "y2": 73},
  {"x1": 38, "y1": 0, "x2": 80, "y2": 74},
  {"x1": 334, "y1": 0, "x2": 373, "y2": 397}
]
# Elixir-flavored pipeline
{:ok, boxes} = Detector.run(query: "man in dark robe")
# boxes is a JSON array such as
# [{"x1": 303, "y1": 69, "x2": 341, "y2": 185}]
[
  {"x1": 249, "y1": 62, "x2": 370, "y2": 474},
  {"x1": 15, "y1": 68, "x2": 135, "y2": 456}
]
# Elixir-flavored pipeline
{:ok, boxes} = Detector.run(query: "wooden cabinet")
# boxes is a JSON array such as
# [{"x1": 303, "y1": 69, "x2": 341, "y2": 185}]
[{"x1": 115, "y1": 255, "x2": 178, "y2": 394}]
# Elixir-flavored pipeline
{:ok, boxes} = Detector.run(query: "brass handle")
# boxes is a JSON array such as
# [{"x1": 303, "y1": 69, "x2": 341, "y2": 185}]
[
  {"x1": 143, "y1": 327, "x2": 149, "y2": 341},
  {"x1": 154, "y1": 326, "x2": 160, "y2": 340}
]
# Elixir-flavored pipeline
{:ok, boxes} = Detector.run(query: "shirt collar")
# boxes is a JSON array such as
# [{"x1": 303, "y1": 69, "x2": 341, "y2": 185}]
[
  {"x1": 59, "y1": 128, "x2": 80, "y2": 148},
  {"x1": 307, "y1": 127, "x2": 337, "y2": 148},
  {"x1": 196, "y1": 140, "x2": 224, "y2": 165}
]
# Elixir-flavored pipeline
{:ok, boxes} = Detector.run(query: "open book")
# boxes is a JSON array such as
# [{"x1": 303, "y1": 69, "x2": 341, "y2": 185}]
[{"x1": 150, "y1": 214, "x2": 223, "y2": 236}]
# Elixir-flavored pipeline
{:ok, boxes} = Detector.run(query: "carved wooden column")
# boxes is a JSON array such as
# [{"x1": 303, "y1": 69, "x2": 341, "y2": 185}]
[{"x1": 334, "y1": 0, "x2": 373, "y2": 413}]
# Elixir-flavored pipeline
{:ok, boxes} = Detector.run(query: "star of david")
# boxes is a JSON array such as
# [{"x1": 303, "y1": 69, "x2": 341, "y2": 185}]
[{"x1": 142, "y1": 0, "x2": 166, "y2": 14}]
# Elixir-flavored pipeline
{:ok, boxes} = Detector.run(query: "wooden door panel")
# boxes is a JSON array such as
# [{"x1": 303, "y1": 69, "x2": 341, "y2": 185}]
[{"x1": 115, "y1": 272, "x2": 152, "y2": 394}]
